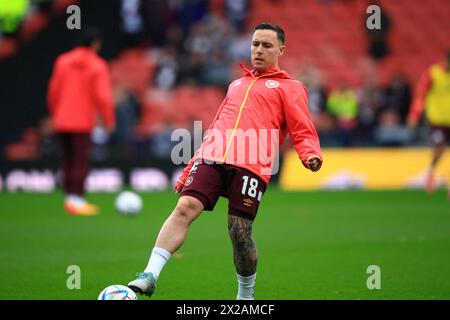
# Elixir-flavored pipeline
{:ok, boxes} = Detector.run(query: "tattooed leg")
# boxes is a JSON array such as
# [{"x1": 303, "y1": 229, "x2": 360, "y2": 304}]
[{"x1": 228, "y1": 214, "x2": 257, "y2": 276}]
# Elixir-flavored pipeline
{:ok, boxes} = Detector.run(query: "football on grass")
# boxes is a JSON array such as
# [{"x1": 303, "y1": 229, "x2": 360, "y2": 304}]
[
  {"x1": 98, "y1": 285, "x2": 138, "y2": 300},
  {"x1": 115, "y1": 191, "x2": 143, "y2": 216}
]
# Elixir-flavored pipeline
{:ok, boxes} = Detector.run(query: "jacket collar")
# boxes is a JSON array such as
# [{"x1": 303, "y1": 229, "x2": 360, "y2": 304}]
[{"x1": 240, "y1": 64, "x2": 293, "y2": 79}]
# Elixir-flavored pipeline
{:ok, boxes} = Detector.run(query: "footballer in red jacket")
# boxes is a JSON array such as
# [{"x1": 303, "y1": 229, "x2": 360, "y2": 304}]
[
  {"x1": 47, "y1": 28, "x2": 115, "y2": 216},
  {"x1": 128, "y1": 23, "x2": 322, "y2": 299}
]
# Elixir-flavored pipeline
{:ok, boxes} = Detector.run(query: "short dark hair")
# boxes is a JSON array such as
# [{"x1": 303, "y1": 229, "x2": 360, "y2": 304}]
[
  {"x1": 77, "y1": 26, "x2": 102, "y2": 47},
  {"x1": 254, "y1": 23, "x2": 285, "y2": 45}
]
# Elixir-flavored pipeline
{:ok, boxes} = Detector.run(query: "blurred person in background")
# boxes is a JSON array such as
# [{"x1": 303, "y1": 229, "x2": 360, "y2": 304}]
[
  {"x1": 365, "y1": 0, "x2": 391, "y2": 60},
  {"x1": 225, "y1": 0, "x2": 250, "y2": 33},
  {"x1": 357, "y1": 77, "x2": 384, "y2": 146},
  {"x1": 112, "y1": 87, "x2": 140, "y2": 145},
  {"x1": 382, "y1": 72, "x2": 411, "y2": 124},
  {"x1": 179, "y1": 21, "x2": 212, "y2": 85},
  {"x1": 171, "y1": 0, "x2": 209, "y2": 37},
  {"x1": 201, "y1": 13, "x2": 234, "y2": 88},
  {"x1": 119, "y1": 0, "x2": 145, "y2": 48},
  {"x1": 297, "y1": 66, "x2": 337, "y2": 147},
  {"x1": 297, "y1": 64, "x2": 328, "y2": 117},
  {"x1": 372, "y1": 72, "x2": 412, "y2": 147},
  {"x1": 153, "y1": 45, "x2": 180, "y2": 90},
  {"x1": 407, "y1": 51, "x2": 450, "y2": 194},
  {"x1": 0, "y1": 0, "x2": 29, "y2": 38},
  {"x1": 326, "y1": 82, "x2": 359, "y2": 146},
  {"x1": 47, "y1": 27, "x2": 115, "y2": 216},
  {"x1": 141, "y1": 0, "x2": 171, "y2": 47}
]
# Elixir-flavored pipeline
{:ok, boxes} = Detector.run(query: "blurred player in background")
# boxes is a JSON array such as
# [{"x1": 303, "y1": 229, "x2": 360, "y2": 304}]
[
  {"x1": 47, "y1": 27, "x2": 115, "y2": 215},
  {"x1": 407, "y1": 51, "x2": 450, "y2": 195},
  {"x1": 128, "y1": 23, "x2": 323, "y2": 299}
]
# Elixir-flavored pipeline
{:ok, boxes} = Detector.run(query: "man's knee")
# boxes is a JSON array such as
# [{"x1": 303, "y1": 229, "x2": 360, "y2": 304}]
[
  {"x1": 228, "y1": 214, "x2": 254, "y2": 243},
  {"x1": 172, "y1": 196, "x2": 204, "y2": 224}
]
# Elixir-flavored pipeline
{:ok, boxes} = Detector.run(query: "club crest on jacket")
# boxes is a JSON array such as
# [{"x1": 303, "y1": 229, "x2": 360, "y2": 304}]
[{"x1": 265, "y1": 80, "x2": 279, "y2": 89}]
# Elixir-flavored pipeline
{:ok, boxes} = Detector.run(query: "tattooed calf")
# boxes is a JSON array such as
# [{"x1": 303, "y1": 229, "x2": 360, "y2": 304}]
[{"x1": 228, "y1": 215, "x2": 258, "y2": 276}]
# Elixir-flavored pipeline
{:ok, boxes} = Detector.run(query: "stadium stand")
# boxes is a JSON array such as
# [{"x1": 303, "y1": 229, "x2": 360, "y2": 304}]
[
  {"x1": 247, "y1": 0, "x2": 450, "y2": 87},
  {"x1": 0, "y1": 0, "x2": 79, "y2": 60},
  {"x1": 1, "y1": 0, "x2": 450, "y2": 159}
]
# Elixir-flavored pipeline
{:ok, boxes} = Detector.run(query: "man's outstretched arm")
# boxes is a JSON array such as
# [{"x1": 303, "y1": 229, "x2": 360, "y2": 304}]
[
  {"x1": 407, "y1": 68, "x2": 432, "y2": 127},
  {"x1": 283, "y1": 83, "x2": 323, "y2": 172}
]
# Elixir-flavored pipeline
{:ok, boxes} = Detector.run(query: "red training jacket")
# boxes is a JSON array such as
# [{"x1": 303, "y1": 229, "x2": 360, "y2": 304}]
[
  {"x1": 47, "y1": 47, "x2": 115, "y2": 132},
  {"x1": 179, "y1": 65, "x2": 323, "y2": 185}
]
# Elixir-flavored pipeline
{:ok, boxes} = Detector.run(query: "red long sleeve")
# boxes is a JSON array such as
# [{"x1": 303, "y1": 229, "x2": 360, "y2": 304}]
[
  {"x1": 407, "y1": 68, "x2": 432, "y2": 125},
  {"x1": 283, "y1": 83, "x2": 323, "y2": 171}
]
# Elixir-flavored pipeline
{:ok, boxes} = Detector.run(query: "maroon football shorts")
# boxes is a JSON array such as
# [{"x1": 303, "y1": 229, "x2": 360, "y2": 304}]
[
  {"x1": 430, "y1": 125, "x2": 450, "y2": 147},
  {"x1": 180, "y1": 160, "x2": 267, "y2": 221}
]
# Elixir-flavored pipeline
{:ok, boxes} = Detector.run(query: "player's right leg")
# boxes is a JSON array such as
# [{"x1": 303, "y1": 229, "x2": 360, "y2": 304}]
[
  {"x1": 59, "y1": 133, "x2": 74, "y2": 202},
  {"x1": 60, "y1": 133, "x2": 90, "y2": 215},
  {"x1": 426, "y1": 145, "x2": 446, "y2": 193},
  {"x1": 128, "y1": 195, "x2": 204, "y2": 297},
  {"x1": 427, "y1": 127, "x2": 447, "y2": 193},
  {"x1": 63, "y1": 133, "x2": 98, "y2": 215},
  {"x1": 155, "y1": 195, "x2": 204, "y2": 253},
  {"x1": 129, "y1": 161, "x2": 223, "y2": 297}
]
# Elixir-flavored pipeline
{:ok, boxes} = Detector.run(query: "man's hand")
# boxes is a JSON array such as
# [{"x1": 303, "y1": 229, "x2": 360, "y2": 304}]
[
  {"x1": 175, "y1": 176, "x2": 186, "y2": 194},
  {"x1": 175, "y1": 160, "x2": 196, "y2": 193},
  {"x1": 306, "y1": 156, "x2": 322, "y2": 172}
]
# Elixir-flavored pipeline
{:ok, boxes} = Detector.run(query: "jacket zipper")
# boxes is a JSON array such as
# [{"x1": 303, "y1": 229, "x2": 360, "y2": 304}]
[{"x1": 222, "y1": 76, "x2": 260, "y2": 162}]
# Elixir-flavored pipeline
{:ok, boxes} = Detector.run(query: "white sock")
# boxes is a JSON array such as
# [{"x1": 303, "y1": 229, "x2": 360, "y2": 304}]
[
  {"x1": 236, "y1": 273, "x2": 256, "y2": 300},
  {"x1": 144, "y1": 247, "x2": 172, "y2": 281},
  {"x1": 65, "y1": 194, "x2": 85, "y2": 205}
]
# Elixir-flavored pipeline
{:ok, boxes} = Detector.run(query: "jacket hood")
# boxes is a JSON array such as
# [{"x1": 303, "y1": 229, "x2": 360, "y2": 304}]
[
  {"x1": 66, "y1": 47, "x2": 98, "y2": 69},
  {"x1": 240, "y1": 63, "x2": 294, "y2": 80}
]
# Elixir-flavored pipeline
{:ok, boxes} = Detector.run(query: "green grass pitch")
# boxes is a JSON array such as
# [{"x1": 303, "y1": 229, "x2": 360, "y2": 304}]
[{"x1": 0, "y1": 188, "x2": 449, "y2": 300}]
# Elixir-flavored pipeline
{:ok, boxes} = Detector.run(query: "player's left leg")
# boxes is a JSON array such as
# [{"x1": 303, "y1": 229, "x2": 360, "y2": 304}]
[
  {"x1": 228, "y1": 213, "x2": 258, "y2": 300},
  {"x1": 427, "y1": 126, "x2": 448, "y2": 193},
  {"x1": 225, "y1": 165, "x2": 267, "y2": 300}
]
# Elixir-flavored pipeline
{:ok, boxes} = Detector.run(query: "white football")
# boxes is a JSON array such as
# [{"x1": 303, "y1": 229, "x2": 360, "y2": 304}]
[
  {"x1": 98, "y1": 285, "x2": 138, "y2": 300},
  {"x1": 115, "y1": 191, "x2": 143, "y2": 216}
]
